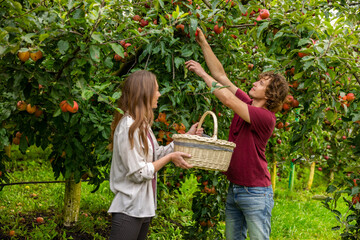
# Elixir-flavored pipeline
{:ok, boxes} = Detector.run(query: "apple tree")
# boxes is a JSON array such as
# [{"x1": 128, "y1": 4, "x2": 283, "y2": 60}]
[{"x1": 0, "y1": 0, "x2": 359, "y2": 236}]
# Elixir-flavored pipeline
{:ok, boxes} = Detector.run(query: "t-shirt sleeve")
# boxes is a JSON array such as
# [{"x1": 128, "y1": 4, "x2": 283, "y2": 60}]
[
  {"x1": 235, "y1": 88, "x2": 252, "y2": 104},
  {"x1": 248, "y1": 105, "x2": 275, "y2": 136}
]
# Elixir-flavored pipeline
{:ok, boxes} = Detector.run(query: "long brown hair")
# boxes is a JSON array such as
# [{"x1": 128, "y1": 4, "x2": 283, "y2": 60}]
[
  {"x1": 260, "y1": 72, "x2": 289, "y2": 113},
  {"x1": 109, "y1": 70, "x2": 157, "y2": 154}
]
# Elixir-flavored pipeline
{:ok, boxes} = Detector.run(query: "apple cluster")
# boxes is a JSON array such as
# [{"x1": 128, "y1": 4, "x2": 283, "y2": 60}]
[{"x1": 17, "y1": 50, "x2": 43, "y2": 63}]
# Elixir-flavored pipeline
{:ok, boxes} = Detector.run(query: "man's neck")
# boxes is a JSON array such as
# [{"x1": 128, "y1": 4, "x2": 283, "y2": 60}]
[{"x1": 251, "y1": 98, "x2": 267, "y2": 109}]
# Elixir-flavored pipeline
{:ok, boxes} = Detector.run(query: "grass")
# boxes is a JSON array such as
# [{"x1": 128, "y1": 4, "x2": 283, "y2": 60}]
[{"x1": 0, "y1": 145, "x2": 351, "y2": 239}]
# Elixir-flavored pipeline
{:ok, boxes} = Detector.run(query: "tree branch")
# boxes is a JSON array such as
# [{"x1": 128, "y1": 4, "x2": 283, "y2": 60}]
[
  {"x1": 201, "y1": 0, "x2": 211, "y2": 9},
  {"x1": 345, "y1": 62, "x2": 360, "y2": 85},
  {"x1": 227, "y1": 24, "x2": 256, "y2": 29}
]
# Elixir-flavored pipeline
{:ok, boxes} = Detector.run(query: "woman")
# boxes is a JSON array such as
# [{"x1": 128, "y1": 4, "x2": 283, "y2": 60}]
[{"x1": 108, "y1": 70, "x2": 202, "y2": 240}]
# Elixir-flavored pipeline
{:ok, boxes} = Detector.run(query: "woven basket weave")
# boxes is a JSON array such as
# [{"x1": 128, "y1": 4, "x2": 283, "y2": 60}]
[{"x1": 172, "y1": 111, "x2": 236, "y2": 172}]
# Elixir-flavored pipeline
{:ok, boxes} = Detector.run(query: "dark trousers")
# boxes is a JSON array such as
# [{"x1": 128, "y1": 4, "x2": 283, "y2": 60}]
[{"x1": 109, "y1": 213, "x2": 152, "y2": 240}]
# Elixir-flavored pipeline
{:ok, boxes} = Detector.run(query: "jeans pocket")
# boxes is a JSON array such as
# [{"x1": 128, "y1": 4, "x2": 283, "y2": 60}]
[{"x1": 244, "y1": 187, "x2": 267, "y2": 196}]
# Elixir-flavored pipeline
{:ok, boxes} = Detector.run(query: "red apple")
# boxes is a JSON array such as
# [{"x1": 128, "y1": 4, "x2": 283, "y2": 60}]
[
  {"x1": 347, "y1": 93, "x2": 355, "y2": 101},
  {"x1": 298, "y1": 52, "x2": 309, "y2": 58},
  {"x1": 140, "y1": 19, "x2": 149, "y2": 27},
  {"x1": 132, "y1": 15, "x2": 141, "y2": 22},
  {"x1": 256, "y1": 15, "x2": 262, "y2": 21},
  {"x1": 259, "y1": 9, "x2": 270, "y2": 19},
  {"x1": 282, "y1": 103, "x2": 291, "y2": 111},
  {"x1": 286, "y1": 95, "x2": 294, "y2": 103},
  {"x1": 36, "y1": 217, "x2": 44, "y2": 223},
  {"x1": 176, "y1": 24, "x2": 185, "y2": 31},
  {"x1": 114, "y1": 54, "x2": 122, "y2": 61},
  {"x1": 276, "y1": 122, "x2": 284, "y2": 129},
  {"x1": 214, "y1": 25, "x2": 223, "y2": 34},
  {"x1": 17, "y1": 101, "x2": 27, "y2": 111}
]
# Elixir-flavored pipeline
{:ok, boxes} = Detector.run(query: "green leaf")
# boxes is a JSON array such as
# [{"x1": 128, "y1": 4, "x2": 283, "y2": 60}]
[
  {"x1": 181, "y1": 48, "x2": 193, "y2": 58},
  {"x1": 67, "y1": 0, "x2": 74, "y2": 10},
  {"x1": 158, "y1": 0, "x2": 164, "y2": 9},
  {"x1": 91, "y1": 32, "x2": 104, "y2": 43},
  {"x1": 326, "y1": 185, "x2": 337, "y2": 193},
  {"x1": 174, "y1": 57, "x2": 185, "y2": 69},
  {"x1": 189, "y1": 18, "x2": 198, "y2": 38},
  {"x1": 172, "y1": 5, "x2": 180, "y2": 19},
  {"x1": 90, "y1": 45, "x2": 101, "y2": 62},
  {"x1": 112, "y1": 92, "x2": 121, "y2": 100},
  {"x1": 58, "y1": 40, "x2": 69, "y2": 55},
  {"x1": 23, "y1": 33, "x2": 35, "y2": 44},
  {"x1": 39, "y1": 33, "x2": 50, "y2": 42},
  {"x1": 82, "y1": 89, "x2": 94, "y2": 100},
  {"x1": 257, "y1": 22, "x2": 269, "y2": 39},
  {"x1": 274, "y1": 31, "x2": 284, "y2": 40},
  {"x1": 110, "y1": 43, "x2": 124, "y2": 57},
  {"x1": 317, "y1": 59, "x2": 327, "y2": 72},
  {"x1": 352, "y1": 186, "x2": 359, "y2": 196},
  {"x1": 104, "y1": 56, "x2": 113, "y2": 68},
  {"x1": 19, "y1": 135, "x2": 28, "y2": 154},
  {"x1": 346, "y1": 214, "x2": 357, "y2": 222},
  {"x1": 298, "y1": 39, "x2": 311, "y2": 46},
  {"x1": 165, "y1": 55, "x2": 171, "y2": 72},
  {"x1": 293, "y1": 72, "x2": 304, "y2": 80},
  {"x1": 325, "y1": 110, "x2": 337, "y2": 122},
  {"x1": 303, "y1": 60, "x2": 314, "y2": 71},
  {"x1": 0, "y1": 46, "x2": 7, "y2": 56}
]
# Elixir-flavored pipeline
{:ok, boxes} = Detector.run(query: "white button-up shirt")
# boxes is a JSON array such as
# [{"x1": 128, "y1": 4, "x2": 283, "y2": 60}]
[{"x1": 108, "y1": 114, "x2": 174, "y2": 217}]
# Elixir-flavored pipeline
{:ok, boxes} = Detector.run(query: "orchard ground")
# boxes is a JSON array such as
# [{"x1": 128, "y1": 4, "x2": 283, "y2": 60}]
[{"x1": 0, "y1": 145, "x2": 349, "y2": 239}]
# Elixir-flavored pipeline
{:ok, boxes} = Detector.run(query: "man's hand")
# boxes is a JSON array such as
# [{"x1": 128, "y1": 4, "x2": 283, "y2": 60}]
[
  {"x1": 195, "y1": 28, "x2": 208, "y2": 46},
  {"x1": 186, "y1": 122, "x2": 204, "y2": 136},
  {"x1": 185, "y1": 60, "x2": 207, "y2": 78}
]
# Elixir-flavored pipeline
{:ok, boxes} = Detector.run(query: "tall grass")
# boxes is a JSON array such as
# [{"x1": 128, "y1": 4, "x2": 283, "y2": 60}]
[{"x1": 0, "y1": 146, "x2": 348, "y2": 239}]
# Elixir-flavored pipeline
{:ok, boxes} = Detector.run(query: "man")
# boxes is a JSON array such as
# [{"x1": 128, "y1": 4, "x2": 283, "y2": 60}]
[{"x1": 185, "y1": 28, "x2": 289, "y2": 240}]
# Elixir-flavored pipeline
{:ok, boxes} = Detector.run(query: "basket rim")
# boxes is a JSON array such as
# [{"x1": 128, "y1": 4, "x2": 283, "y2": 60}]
[{"x1": 172, "y1": 133, "x2": 236, "y2": 148}]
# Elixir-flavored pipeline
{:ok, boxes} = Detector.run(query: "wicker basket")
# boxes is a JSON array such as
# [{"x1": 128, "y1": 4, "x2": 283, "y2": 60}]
[{"x1": 172, "y1": 111, "x2": 236, "y2": 172}]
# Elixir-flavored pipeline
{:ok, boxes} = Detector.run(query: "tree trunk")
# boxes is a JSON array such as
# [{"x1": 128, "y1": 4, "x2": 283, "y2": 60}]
[
  {"x1": 307, "y1": 162, "x2": 316, "y2": 190},
  {"x1": 4, "y1": 145, "x2": 11, "y2": 157},
  {"x1": 63, "y1": 177, "x2": 82, "y2": 227},
  {"x1": 271, "y1": 161, "x2": 277, "y2": 192},
  {"x1": 329, "y1": 170, "x2": 334, "y2": 182}
]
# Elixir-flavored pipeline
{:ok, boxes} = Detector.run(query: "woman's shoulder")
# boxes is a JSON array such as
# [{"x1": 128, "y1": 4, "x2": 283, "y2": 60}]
[{"x1": 116, "y1": 114, "x2": 134, "y2": 132}]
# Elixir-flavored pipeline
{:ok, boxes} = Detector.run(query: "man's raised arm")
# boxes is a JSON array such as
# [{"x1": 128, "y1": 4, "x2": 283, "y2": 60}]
[{"x1": 196, "y1": 28, "x2": 237, "y2": 95}]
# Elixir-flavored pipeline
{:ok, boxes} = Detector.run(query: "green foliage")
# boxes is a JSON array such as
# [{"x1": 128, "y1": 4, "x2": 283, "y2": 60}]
[{"x1": 323, "y1": 172, "x2": 360, "y2": 239}]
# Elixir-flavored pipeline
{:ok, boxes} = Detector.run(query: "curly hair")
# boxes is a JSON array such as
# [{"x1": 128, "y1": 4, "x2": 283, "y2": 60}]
[{"x1": 260, "y1": 72, "x2": 289, "y2": 113}]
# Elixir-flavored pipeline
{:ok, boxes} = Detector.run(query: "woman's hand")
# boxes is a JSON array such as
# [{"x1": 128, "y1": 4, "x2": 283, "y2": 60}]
[
  {"x1": 185, "y1": 60, "x2": 207, "y2": 78},
  {"x1": 171, "y1": 152, "x2": 193, "y2": 169},
  {"x1": 186, "y1": 122, "x2": 203, "y2": 136}
]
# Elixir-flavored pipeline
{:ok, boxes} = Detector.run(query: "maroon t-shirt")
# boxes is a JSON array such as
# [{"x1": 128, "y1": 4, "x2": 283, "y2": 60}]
[{"x1": 224, "y1": 89, "x2": 276, "y2": 187}]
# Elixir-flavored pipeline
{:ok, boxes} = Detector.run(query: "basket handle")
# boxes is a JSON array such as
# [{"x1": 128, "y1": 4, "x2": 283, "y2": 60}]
[{"x1": 197, "y1": 111, "x2": 218, "y2": 140}]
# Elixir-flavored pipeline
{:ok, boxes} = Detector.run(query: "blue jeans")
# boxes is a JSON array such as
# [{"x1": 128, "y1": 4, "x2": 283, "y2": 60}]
[{"x1": 225, "y1": 183, "x2": 274, "y2": 240}]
